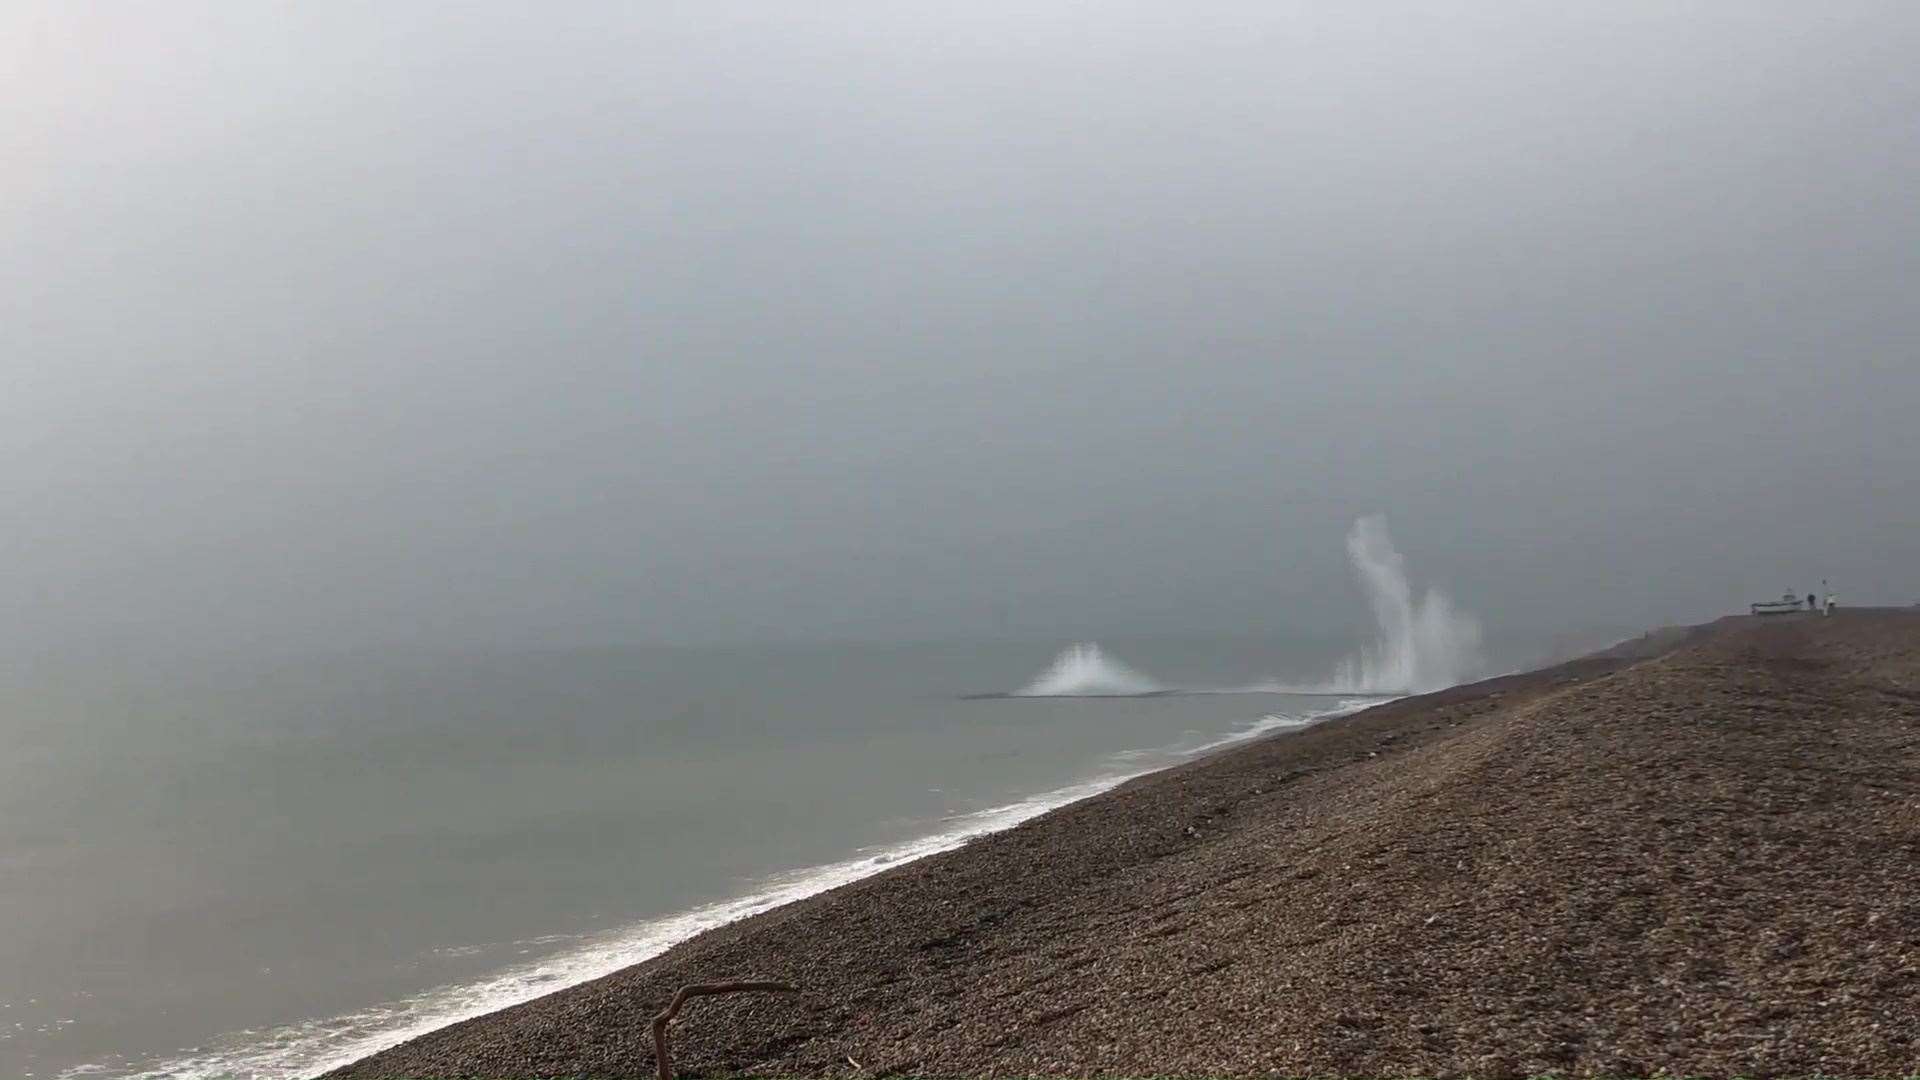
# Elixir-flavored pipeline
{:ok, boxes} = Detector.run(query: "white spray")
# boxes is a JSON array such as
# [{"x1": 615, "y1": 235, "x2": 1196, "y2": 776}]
[
  {"x1": 1328, "y1": 514, "x2": 1483, "y2": 694},
  {"x1": 1013, "y1": 642, "x2": 1161, "y2": 697},
  {"x1": 1004, "y1": 518, "x2": 1479, "y2": 698}
]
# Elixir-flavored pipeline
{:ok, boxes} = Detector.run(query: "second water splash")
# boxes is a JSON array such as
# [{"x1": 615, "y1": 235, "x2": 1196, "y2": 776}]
[
  {"x1": 1012, "y1": 642, "x2": 1163, "y2": 697},
  {"x1": 1327, "y1": 515, "x2": 1483, "y2": 694}
]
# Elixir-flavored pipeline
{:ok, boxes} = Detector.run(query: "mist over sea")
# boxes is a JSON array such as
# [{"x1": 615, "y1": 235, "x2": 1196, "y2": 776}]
[
  {"x1": 8, "y1": 2, "x2": 1911, "y2": 1072},
  {"x1": 3, "y1": 636, "x2": 1389, "y2": 1080},
  {"x1": 0, "y1": 517, "x2": 1532, "y2": 1079}
]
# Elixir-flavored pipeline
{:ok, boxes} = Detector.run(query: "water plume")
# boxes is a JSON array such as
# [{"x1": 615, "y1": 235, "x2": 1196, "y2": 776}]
[
  {"x1": 1013, "y1": 642, "x2": 1162, "y2": 697},
  {"x1": 1328, "y1": 514, "x2": 1483, "y2": 694}
]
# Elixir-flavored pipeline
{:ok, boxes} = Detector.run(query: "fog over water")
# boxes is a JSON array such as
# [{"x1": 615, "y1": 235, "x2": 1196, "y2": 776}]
[
  {"x1": 6, "y1": 2, "x2": 1920, "y2": 661},
  {"x1": 6, "y1": 6, "x2": 1920, "y2": 1078}
]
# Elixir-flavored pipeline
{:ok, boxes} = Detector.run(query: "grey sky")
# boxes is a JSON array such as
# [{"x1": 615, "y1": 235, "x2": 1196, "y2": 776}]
[{"x1": 5, "y1": 2, "x2": 1918, "y2": 654}]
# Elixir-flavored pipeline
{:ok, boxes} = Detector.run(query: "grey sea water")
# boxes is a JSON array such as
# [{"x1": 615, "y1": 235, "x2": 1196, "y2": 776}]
[{"x1": 0, "y1": 637, "x2": 1379, "y2": 1080}]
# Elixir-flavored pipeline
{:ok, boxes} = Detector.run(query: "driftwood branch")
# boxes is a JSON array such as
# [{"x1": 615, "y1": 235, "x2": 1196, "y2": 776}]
[{"x1": 650, "y1": 980, "x2": 799, "y2": 1080}]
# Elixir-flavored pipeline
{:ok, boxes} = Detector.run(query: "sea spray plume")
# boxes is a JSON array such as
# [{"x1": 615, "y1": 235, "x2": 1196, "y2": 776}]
[
  {"x1": 1013, "y1": 643, "x2": 1161, "y2": 697},
  {"x1": 1331, "y1": 515, "x2": 1483, "y2": 694}
]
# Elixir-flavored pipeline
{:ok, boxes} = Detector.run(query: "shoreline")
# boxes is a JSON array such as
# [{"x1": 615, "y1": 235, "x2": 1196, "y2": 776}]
[
  {"x1": 321, "y1": 646, "x2": 1647, "y2": 1079},
  {"x1": 98, "y1": 693, "x2": 1375, "y2": 1080},
  {"x1": 331, "y1": 612, "x2": 1920, "y2": 1078}
]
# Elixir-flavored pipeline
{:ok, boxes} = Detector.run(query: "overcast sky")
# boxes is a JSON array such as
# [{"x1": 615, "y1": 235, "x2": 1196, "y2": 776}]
[{"x1": 4, "y1": 2, "x2": 1917, "y2": 654}]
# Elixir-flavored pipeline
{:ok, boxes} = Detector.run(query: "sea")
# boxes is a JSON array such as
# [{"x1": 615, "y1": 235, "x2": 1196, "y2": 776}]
[{"x1": 0, "y1": 635, "x2": 1388, "y2": 1080}]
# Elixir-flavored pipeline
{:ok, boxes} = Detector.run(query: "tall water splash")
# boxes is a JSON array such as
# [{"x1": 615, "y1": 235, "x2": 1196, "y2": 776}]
[
  {"x1": 1013, "y1": 642, "x2": 1162, "y2": 697},
  {"x1": 1330, "y1": 515, "x2": 1483, "y2": 694}
]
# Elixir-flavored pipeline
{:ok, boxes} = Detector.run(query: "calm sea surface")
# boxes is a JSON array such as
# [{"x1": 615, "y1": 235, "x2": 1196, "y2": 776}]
[{"x1": 1, "y1": 638, "x2": 1373, "y2": 1079}]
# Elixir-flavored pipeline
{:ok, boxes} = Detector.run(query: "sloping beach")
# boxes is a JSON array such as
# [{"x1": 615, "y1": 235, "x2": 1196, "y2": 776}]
[{"x1": 330, "y1": 612, "x2": 1920, "y2": 1078}]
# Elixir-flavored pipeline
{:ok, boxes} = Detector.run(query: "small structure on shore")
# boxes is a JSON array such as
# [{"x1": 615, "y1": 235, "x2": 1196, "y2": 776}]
[{"x1": 1751, "y1": 591, "x2": 1807, "y2": 616}]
